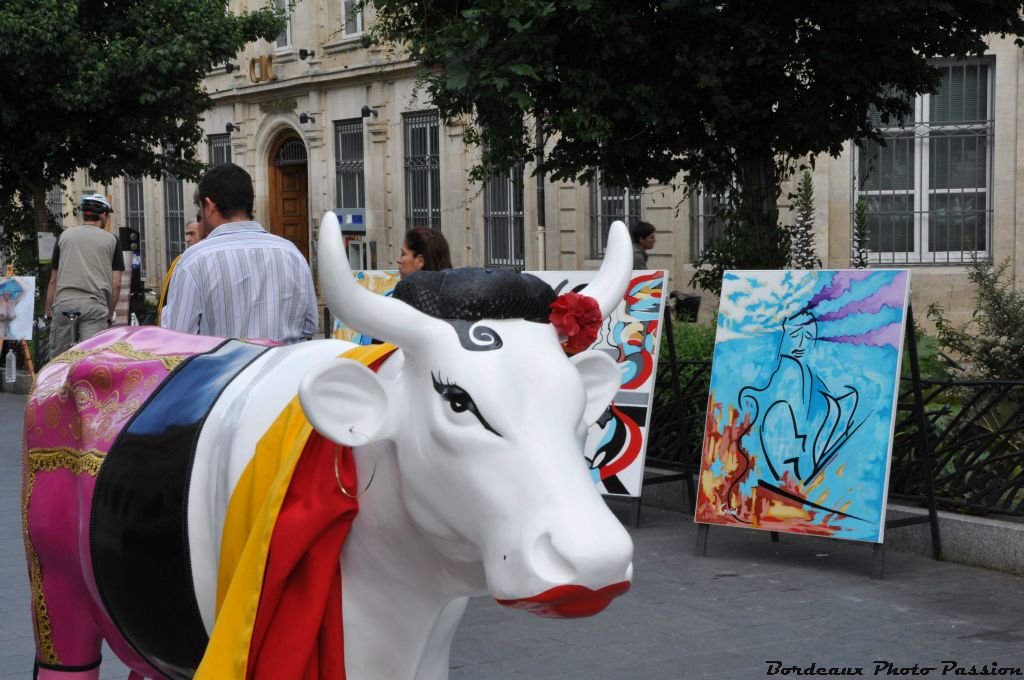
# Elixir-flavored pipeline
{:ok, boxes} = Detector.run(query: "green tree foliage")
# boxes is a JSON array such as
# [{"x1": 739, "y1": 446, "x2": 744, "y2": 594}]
[
  {"x1": 0, "y1": 0, "x2": 285, "y2": 261},
  {"x1": 787, "y1": 170, "x2": 821, "y2": 270},
  {"x1": 371, "y1": 0, "x2": 1024, "y2": 286},
  {"x1": 928, "y1": 259, "x2": 1024, "y2": 381},
  {"x1": 851, "y1": 199, "x2": 870, "y2": 269}
]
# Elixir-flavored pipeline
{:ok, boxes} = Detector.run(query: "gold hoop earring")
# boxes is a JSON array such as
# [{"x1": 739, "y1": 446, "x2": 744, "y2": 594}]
[{"x1": 334, "y1": 426, "x2": 378, "y2": 499}]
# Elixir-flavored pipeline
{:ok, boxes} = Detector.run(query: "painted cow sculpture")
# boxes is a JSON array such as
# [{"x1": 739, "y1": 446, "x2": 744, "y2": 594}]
[{"x1": 22, "y1": 216, "x2": 637, "y2": 680}]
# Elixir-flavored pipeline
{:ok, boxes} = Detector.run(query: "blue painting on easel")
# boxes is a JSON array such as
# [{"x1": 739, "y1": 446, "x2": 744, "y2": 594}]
[{"x1": 695, "y1": 269, "x2": 911, "y2": 543}]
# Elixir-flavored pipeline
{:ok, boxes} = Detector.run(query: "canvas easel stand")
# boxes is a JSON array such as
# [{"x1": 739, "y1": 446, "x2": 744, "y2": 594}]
[{"x1": 693, "y1": 304, "x2": 941, "y2": 579}]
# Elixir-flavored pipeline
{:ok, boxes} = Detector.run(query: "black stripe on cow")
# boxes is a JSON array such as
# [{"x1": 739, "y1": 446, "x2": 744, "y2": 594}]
[{"x1": 91, "y1": 339, "x2": 271, "y2": 680}]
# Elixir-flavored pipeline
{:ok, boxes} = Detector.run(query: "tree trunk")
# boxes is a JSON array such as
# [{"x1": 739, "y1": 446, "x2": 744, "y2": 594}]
[
  {"x1": 736, "y1": 154, "x2": 787, "y2": 269},
  {"x1": 29, "y1": 181, "x2": 50, "y2": 240}
]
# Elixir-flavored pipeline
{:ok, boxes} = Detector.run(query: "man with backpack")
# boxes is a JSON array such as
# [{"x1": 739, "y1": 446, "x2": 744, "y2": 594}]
[{"x1": 44, "y1": 193, "x2": 125, "y2": 355}]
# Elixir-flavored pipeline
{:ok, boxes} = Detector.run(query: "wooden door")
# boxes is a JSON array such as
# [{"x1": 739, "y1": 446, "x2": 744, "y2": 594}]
[{"x1": 268, "y1": 135, "x2": 310, "y2": 260}]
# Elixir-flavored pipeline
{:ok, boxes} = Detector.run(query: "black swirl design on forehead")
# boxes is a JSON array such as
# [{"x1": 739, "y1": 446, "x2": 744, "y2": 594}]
[{"x1": 448, "y1": 320, "x2": 502, "y2": 352}]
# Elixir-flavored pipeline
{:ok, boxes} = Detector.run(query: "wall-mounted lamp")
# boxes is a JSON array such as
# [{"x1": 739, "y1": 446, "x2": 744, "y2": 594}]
[
  {"x1": 361, "y1": 105, "x2": 379, "y2": 119},
  {"x1": 299, "y1": 112, "x2": 316, "y2": 124},
  {"x1": 224, "y1": 63, "x2": 239, "y2": 74},
  {"x1": 226, "y1": 122, "x2": 242, "y2": 133},
  {"x1": 299, "y1": 48, "x2": 315, "y2": 61}
]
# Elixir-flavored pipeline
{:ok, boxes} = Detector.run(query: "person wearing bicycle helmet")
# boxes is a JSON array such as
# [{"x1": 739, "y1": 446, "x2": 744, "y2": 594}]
[{"x1": 44, "y1": 193, "x2": 125, "y2": 356}]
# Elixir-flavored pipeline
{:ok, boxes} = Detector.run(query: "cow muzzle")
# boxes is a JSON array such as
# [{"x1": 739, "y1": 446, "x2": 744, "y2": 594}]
[
  {"x1": 487, "y1": 522, "x2": 634, "y2": 618},
  {"x1": 495, "y1": 580, "x2": 632, "y2": 618}
]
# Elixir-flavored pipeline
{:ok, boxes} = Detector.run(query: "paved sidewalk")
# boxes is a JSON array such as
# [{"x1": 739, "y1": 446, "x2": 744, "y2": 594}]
[{"x1": 2, "y1": 391, "x2": 1022, "y2": 679}]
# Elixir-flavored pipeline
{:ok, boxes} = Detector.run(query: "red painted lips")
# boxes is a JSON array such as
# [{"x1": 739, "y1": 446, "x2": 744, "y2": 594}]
[{"x1": 495, "y1": 581, "x2": 631, "y2": 618}]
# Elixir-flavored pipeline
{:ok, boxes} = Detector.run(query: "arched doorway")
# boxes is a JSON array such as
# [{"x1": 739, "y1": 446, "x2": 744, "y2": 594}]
[{"x1": 267, "y1": 132, "x2": 310, "y2": 260}]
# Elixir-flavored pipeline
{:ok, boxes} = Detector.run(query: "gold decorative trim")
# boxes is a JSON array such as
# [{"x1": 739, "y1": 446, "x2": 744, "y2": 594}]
[
  {"x1": 29, "y1": 447, "x2": 105, "y2": 476},
  {"x1": 52, "y1": 340, "x2": 185, "y2": 372},
  {"x1": 22, "y1": 447, "x2": 106, "y2": 665},
  {"x1": 23, "y1": 465, "x2": 56, "y2": 664}
]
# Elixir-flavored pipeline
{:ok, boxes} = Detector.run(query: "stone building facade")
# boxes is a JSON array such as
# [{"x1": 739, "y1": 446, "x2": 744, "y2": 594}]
[{"x1": 51, "y1": 4, "x2": 1022, "y2": 328}]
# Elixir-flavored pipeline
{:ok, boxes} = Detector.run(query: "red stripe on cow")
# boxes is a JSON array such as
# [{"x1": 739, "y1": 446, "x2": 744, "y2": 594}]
[{"x1": 245, "y1": 351, "x2": 392, "y2": 680}]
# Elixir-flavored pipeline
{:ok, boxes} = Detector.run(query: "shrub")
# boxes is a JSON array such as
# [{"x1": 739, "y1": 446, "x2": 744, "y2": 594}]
[
  {"x1": 655, "y1": 320, "x2": 716, "y2": 408},
  {"x1": 660, "y1": 319, "x2": 717, "y2": 364},
  {"x1": 928, "y1": 259, "x2": 1024, "y2": 381},
  {"x1": 787, "y1": 171, "x2": 821, "y2": 269},
  {"x1": 900, "y1": 322, "x2": 950, "y2": 382},
  {"x1": 851, "y1": 199, "x2": 870, "y2": 269}
]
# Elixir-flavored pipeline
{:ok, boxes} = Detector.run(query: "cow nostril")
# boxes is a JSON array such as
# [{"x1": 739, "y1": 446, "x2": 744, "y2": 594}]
[{"x1": 530, "y1": 532, "x2": 576, "y2": 584}]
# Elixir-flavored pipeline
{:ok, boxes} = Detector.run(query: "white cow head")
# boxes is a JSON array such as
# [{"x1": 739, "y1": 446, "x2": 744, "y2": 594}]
[{"x1": 300, "y1": 213, "x2": 634, "y2": 617}]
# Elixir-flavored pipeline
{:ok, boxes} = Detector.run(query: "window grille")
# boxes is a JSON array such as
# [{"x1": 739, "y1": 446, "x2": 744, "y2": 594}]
[
  {"x1": 854, "y1": 60, "x2": 993, "y2": 265},
  {"x1": 124, "y1": 176, "x2": 146, "y2": 275},
  {"x1": 589, "y1": 178, "x2": 640, "y2": 257},
  {"x1": 689, "y1": 189, "x2": 727, "y2": 257},
  {"x1": 208, "y1": 134, "x2": 231, "y2": 167},
  {"x1": 334, "y1": 119, "x2": 365, "y2": 209},
  {"x1": 275, "y1": 138, "x2": 308, "y2": 166},
  {"x1": 163, "y1": 175, "x2": 185, "y2": 268},
  {"x1": 342, "y1": 0, "x2": 363, "y2": 36},
  {"x1": 484, "y1": 165, "x2": 525, "y2": 270},
  {"x1": 47, "y1": 184, "x2": 64, "y2": 228},
  {"x1": 275, "y1": 0, "x2": 291, "y2": 49},
  {"x1": 404, "y1": 111, "x2": 441, "y2": 230}
]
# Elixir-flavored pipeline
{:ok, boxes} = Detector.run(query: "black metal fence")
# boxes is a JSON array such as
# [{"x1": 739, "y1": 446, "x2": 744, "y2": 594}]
[
  {"x1": 645, "y1": 359, "x2": 711, "y2": 476},
  {"x1": 889, "y1": 378, "x2": 1024, "y2": 517},
  {"x1": 648, "y1": 361, "x2": 1024, "y2": 519}
]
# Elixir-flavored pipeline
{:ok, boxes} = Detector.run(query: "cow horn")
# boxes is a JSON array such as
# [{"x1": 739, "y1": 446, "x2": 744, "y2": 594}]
[
  {"x1": 318, "y1": 211, "x2": 435, "y2": 348},
  {"x1": 580, "y1": 220, "x2": 633, "y2": 318}
]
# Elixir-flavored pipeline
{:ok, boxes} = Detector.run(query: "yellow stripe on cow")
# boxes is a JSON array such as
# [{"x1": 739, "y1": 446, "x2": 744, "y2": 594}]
[{"x1": 195, "y1": 342, "x2": 397, "y2": 679}]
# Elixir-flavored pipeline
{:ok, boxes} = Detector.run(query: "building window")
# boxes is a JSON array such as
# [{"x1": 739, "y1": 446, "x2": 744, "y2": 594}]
[
  {"x1": 47, "y1": 184, "x2": 64, "y2": 228},
  {"x1": 589, "y1": 177, "x2": 640, "y2": 258},
  {"x1": 855, "y1": 60, "x2": 993, "y2": 264},
  {"x1": 689, "y1": 189, "x2": 728, "y2": 257},
  {"x1": 124, "y1": 176, "x2": 146, "y2": 275},
  {"x1": 163, "y1": 175, "x2": 185, "y2": 268},
  {"x1": 342, "y1": 0, "x2": 363, "y2": 36},
  {"x1": 208, "y1": 134, "x2": 231, "y2": 167},
  {"x1": 334, "y1": 119, "x2": 365, "y2": 209},
  {"x1": 404, "y1": 110, "x2": 441, "y2": 230},
  {"x1": 484, "y1": 165, "x2": 525, "y2": 270},
  {"x1": 275, "y1": 0, "x2": 291, "y2": 50}
]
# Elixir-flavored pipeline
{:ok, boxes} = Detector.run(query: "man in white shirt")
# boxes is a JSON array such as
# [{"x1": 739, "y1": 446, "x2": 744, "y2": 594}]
[{"x1": 160, "y1": 163, "x2": 318, "y2": 343}]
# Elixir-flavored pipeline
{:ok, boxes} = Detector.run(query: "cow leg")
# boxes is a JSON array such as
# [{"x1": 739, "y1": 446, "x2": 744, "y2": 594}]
[
  {"x1": 25, "y1": 505, "x2": 103, "y2": 678},
  {"x1": 28, "y1": 581, "x2": 102, "y2": 680}
]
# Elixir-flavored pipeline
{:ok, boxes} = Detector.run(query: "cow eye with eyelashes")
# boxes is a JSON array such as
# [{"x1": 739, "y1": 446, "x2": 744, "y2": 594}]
[{"x1": 431, "y1": 373, "x2": 501, "y2": 437}]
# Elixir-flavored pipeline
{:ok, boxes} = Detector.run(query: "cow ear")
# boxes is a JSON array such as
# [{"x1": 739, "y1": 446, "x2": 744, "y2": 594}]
[
  {"x1": 570, "y1": 350, "x2": 621, "y2": 426},
  {"x1": 299, "y1": 358, "x2": 391, "y2": 446}
]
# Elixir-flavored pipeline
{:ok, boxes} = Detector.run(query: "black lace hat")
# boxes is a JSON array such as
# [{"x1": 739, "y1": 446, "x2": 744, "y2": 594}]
[{"x1": 393, "y1": 268, "x2": 556, "y2": 323}]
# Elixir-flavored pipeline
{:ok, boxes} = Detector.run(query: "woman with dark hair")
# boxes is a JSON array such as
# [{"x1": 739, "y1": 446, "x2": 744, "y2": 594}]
[
  {"x1": 397, "y1": 227, "x2": 453, "y2": 278},
  {"x1": 629, "y1": 221, "x2": 656, "y2": 269}
]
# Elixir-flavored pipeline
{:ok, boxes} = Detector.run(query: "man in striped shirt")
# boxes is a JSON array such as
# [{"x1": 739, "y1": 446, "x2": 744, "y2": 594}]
[{"x1": 161, "y1": 163, "x2": 318, "y2": 343}]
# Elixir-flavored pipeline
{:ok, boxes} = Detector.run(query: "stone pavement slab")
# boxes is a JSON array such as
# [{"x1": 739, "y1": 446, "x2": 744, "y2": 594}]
[{"x1": 2, "y1": 392, "x2": 1022, "y2": 679}]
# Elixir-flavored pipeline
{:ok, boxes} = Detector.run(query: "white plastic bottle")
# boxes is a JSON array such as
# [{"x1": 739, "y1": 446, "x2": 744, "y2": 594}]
[{"x1": 4, "y1": 347, "x2": 15, "y2": 383}]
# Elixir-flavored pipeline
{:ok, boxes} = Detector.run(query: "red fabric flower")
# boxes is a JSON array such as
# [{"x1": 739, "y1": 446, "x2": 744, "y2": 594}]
[{"x1": 549, "y1": 292, "x2": 602, "y2": 354}]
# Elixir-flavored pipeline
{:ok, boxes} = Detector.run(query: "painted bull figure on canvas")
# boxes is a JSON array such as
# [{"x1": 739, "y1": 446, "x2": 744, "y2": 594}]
[{"x1": 21, "y1": 217, "x2": 637, "y2": 680}]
